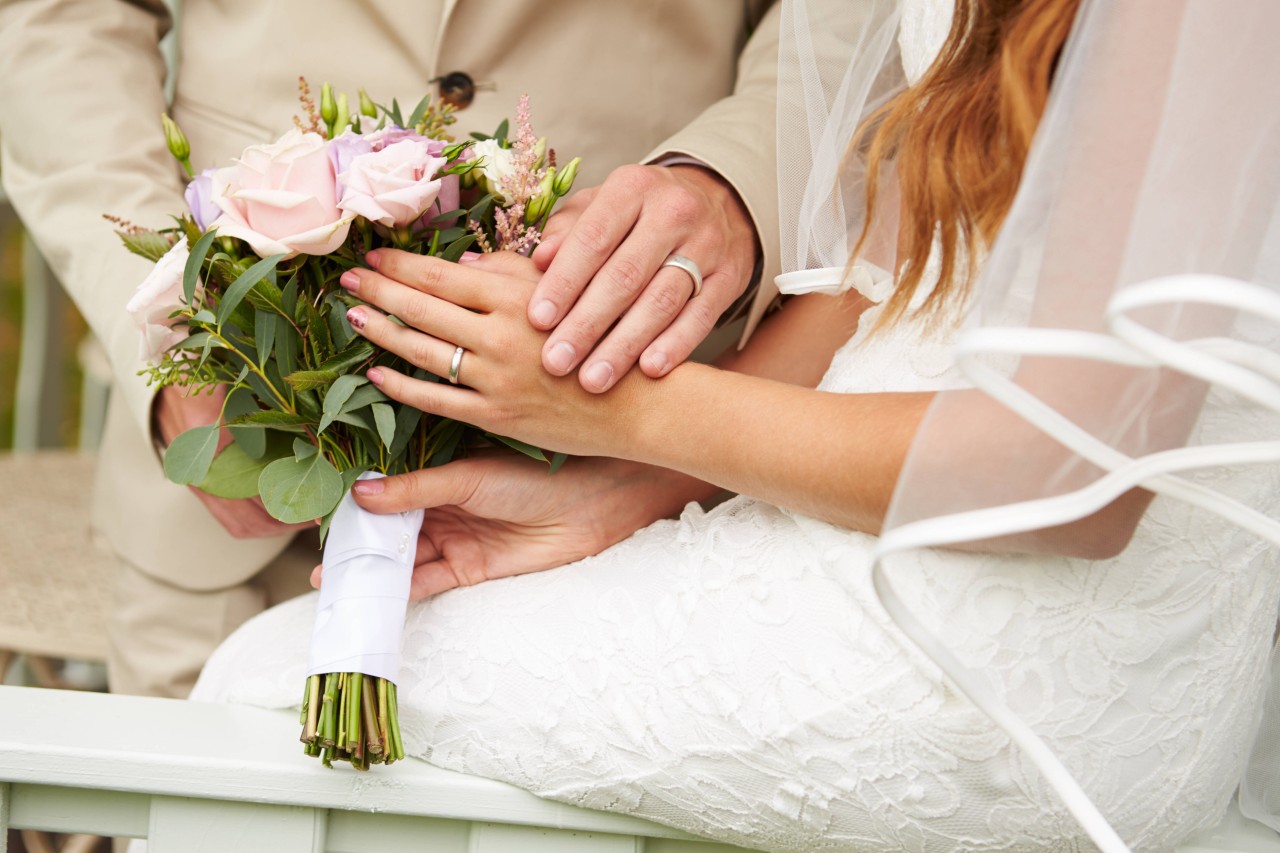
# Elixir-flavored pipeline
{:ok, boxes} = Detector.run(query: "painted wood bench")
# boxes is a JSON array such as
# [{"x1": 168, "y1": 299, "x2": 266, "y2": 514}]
[{"x1": 1, "y1": 685, "x2": 1277, "y2": 852}]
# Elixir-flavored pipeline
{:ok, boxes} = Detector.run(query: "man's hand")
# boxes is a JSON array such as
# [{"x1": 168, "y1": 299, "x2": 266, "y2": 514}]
[
  {"x1": 154, "y1": 385, "x2": 309, "y2": 539},
  {"x1": 528, "y1": 164, "x2": 758, "y2": 392},
  {"x1": 308, "y1": 454, "x2": 718, "y2": 600}
]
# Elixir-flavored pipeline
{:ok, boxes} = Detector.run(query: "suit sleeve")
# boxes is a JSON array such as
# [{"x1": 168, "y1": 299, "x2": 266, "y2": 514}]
[
  {"x1": 643, "y1": 1, "x2": 784, "y2": 340},
  {"x1": 0, "y1": 0, "x2": 185, "y2": 436}
]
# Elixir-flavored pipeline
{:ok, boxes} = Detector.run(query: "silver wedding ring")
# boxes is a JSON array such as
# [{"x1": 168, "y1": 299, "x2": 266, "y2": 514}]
[
  {"x1": 447, "y1": 345, "x2": 465, "y2": 385},
  {"x1": 661, "y1": 252, "x2": 703, "y2": 299}
]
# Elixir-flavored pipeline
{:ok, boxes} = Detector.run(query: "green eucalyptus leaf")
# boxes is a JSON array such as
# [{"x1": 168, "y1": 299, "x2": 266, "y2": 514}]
[
  {"x1": 184, "y1": 229, "x2": 218, "y2": 306},
  {"x1": 440, "y1": 234, "x2": 478, "y2": 262},
  {"x1": 191, "y1": 309, "x2": 216, "y2": 325},
  {"x1": 319, "y1": 374, "x2": 368, "y2": 433},
  {"x1": 163, "y1": 424, "x2": 220, "y2": 486},
  {"x1": 258, "y1": 451, "x2": 344, "y2": 524},
  {"x1": 281, "y1": 273, "x2": 299, "y2": 319},
  {"x1": 326, "y1": 293, "x2": 356, "y2": 350},
  {"x1": 318, "y1": 340, "x2": 375, "y2": 375},
  {"x1": 406, "y1": 93, "x2": 432, "y2": 129},
  {"x1": 492, "y1": 118, "x2": 509, "y2": 144},
  {"x1": 339, "y1": 383, "x2": 389, "y2": 414},
  {"x1": 198, "y1": 440, "x2": 270, "y2": 499},
  {"x1": 228, "y1": 409, "x2": 311, "y2": 433},
  {"x1": 333, "y1": 409, "x2": 374, "y2": 431},
  {"x1": 217, "y1": 253, "x2": 286, "y2": 326},
  {"x1": 430, "y1": 207, "x2": 466, "y2": 225},
  {"x1": 118, "y1": 230, "x2": 175, "y2": 263},
  {"x1": 371, "y1": 403, "x2": 396, "y2": 450},
  {"x1": 485, "y1": 432, "x2": 549, "y2": 463},
  {"x1": 255, "y1": 309, "x2": 276, "y2": 370},
  {"x1": 548, "y1": 452, "x2": 568, "y2": 474},
  {"x1": 319, "y1": 465, "x2": 370, "y2": 544},
  {"x1": 388, "y1": 403, "x2": 422, "y2": 460},
  {"x1": 223, "y1": 387, "x2": 266, "y2": 458},
  {"x1": 275, "y1": 319, "x2": 300, "y2": 381},
  {"x1": 286, "y1": 369, "x2": 340, "y2": 391},
  {"x1": 292, "y1": 438, "x2": 319, "y2": 459}
]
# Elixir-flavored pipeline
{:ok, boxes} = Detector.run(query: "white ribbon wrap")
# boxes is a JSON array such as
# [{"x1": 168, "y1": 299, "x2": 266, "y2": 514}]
[{"x1": 306, "y1": 472, "x2": 424, "y2": 683}]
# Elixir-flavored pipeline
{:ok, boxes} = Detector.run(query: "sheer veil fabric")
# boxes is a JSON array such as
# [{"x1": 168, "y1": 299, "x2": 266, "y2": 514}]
[{"x1": 777, "y1": 0, "x2": 1280, "y2": 847}]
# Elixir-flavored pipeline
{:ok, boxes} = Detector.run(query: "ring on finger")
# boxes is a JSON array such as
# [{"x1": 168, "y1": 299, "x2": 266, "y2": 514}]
[
  {"x1": 447, "y1": 345, "x2": 466, "y2": 385},
  {"x1": 660, "y1": 253, "x2": 703, "y2": 299}
]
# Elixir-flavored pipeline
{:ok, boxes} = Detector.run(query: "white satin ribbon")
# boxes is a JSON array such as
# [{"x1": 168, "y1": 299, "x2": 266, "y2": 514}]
[{"x1": 307, "y1": 472, "x2": 424, "y2": 683}]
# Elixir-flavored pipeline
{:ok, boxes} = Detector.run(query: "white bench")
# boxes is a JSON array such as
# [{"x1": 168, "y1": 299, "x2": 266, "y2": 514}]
[{"x1": 2, "y1": 685, "x2": 1278, "y2": 853}]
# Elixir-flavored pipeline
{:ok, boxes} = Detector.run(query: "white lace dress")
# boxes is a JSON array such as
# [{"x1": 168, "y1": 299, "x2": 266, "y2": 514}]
[{"x1": 191, "y1": 3, "x2": 1280, "y2": 850}]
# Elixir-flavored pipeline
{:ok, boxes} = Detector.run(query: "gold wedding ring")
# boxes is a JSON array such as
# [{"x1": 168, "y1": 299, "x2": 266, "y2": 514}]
[{"x1": 661, "y1": 252, "x2": 703, "y2": 299}]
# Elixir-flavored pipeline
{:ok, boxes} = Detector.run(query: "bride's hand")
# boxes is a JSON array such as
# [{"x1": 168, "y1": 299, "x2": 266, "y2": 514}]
[
  {"x1": 338, "y1": 249, "x2": 651, "y2": 457},
  {"x1": 310, "y1": 454, "x2": 716, "y2": 600}
]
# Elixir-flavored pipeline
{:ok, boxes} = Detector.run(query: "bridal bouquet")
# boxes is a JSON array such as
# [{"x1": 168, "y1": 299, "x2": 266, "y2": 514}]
[{"x1": 119, "y1": 81, "x2": 578, "y2": 769}]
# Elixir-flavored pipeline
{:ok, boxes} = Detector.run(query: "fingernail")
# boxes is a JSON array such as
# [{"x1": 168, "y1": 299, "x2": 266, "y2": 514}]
[
  {"x1": 646, "y1": 351, "x2": 671, "y2": 376},
  {"x1": 365, "y1": 250, "x2": 382, "y2": 270},
  {"x1": 583, "y1": 361, "x2": 614, "y2": 392},
  {"x1": 340, "y1": 269, "x2": 361, "y2": 292},
  {"x1": 367, "y1": 367, "x2": 384, "y2": 386},
  {"x1": 352, "y1": 479, "x2": 384, "y2": 496},
  {"x1": 546, "y1": 341, "x2": 576, "y2": 374},
  {"x1": 531, "y1": 299, "x2": 557, "y2": 327},
  {"x1": 346, "y1": 307, "x2": 366, "y2": 330},
  {"x1": 457, "y1": 251, "x2": 480, "y2": 264}
]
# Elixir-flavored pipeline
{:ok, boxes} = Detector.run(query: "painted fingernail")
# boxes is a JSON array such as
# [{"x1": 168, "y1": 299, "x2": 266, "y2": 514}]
[
  {"x1": 346, "y1": 307, "x2": 366, "y2": 330},
  {"x1": 583, "y1": 361, "x2": 615, "y2": 392},
  {"x1": 367, "y1": 367, "x2": 384, "y2": 386},
  {"x1": 352, "y1": 479, "x2": 384, "y2": 496},
  {"x1": 340, "y1": 270, "x2": 361, "y2": 292},
  {"x1": 365, "y1": 250, "x2": 382, "y2": 269},
  {"x1": 546, "y1": 341, "x2": 576, "y2": 374},
  {"x1": 457, "y1": 251, "x2": 480, "y2": 264},
  {"x1": 646, "y1": 351, "x2": 671, "y2": 376},
  {"x1": 531, "y1": 299, "x2": 557, "y2": 327}
]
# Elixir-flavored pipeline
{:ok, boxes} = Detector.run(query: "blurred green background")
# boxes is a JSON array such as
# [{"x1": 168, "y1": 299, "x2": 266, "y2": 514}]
[{"x1": 0, "y1": 202, "x2": 88, "y2": 450}]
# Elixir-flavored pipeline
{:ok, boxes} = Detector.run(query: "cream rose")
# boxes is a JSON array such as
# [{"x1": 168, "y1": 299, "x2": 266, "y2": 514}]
[
  {"x1": 337, "y1": 140, "x2": 448, "y2": 228},
  {"x1": 470, "y1": 138, "x2": 518, "y2": 201},
  {"x1": 210, "y1": 129, "x2": 354, "y2": 259},
  {"x1": 126, "y1": 236, "x2": 201, "y2": 362}
]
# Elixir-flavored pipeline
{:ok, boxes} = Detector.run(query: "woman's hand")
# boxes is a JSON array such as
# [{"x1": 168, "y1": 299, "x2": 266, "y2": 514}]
[
  {"x1": 311, "y1": 454, "x2": 718, "y2": 600},
  {"x1": 339, "y1": 249, "x2": 649, "y2": 458}
]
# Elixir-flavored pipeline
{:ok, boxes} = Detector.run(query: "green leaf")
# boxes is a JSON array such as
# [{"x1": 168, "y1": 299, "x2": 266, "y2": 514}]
[
  {"x1": 254, "y1": 308, "x2": 276, "y2": 370},
  {"x1": 339, "y1": 383, "x2": 389, "y2": 414},
  {"x1": 326, "y1": 293, "x2": 356, "y2": 350},
  {"x1": 319, "y1": 465, "x2": 369, "y2": 544},
  {"x1": 406, "y1": 93, "x2": 432, "y2": 129},
  {"x1": 371, "y1": 403, "x2": 395, "y2": 449},
  {"x1": 163, "y1": 424, "x2": 220, "y2": 486},
  {"x1": 223, "y1": 387, "x2": 266, "y2": 458},
  {"x1": 285, "y1": 369, "x2": 340, "y2": 391},
  {"x1": 281, "y1": 274, "x2": 299, "y2": 320},
  {"x1": 333, "y1": 409, "x2": 374, "y2": 431},
  {"x1": 388, "y1": 402, "x2": 422, "y2": 460},
  {"x1": 492, "y1": 118, "x2": 509, "y2": 144},
  {"x1": 118, "y1": 230, "x2": 176, "y2": 263},
  {"x1": 292, "y1": 438, "x2": 319, "y2": 459},
  {"x1": 258, "y1": 451, "x2": 344, "y2": 524},
  {"x1": 184, "y1": 229, "x2": 218, "y2": 306},
  {"x1": 217, "y1": 253, "x2": 286, "y2": 326},
  {"x1": 548, "y1": 452, "x2": 568, "y2": 474},
  {"x1": 319, "y1": 374, "x2": 368, "y2": 433},
  {"x1": 440, "y1": 234, "x2": 477, "y2": 262},
  {"x1": 468, "y1": 193, "x2": 497, "y2": 220},
  {"x1": 173, "y1": 332, "x2": 227, "y2": 351},
  {"x1": 191, "y1": 309, "x2": 216, "y2": 325},
  {"x1": 275, "y1": 318, "x2": 300, "y2": 382},
  {"x1": 318, "y1": 340, "x2": 375, "y2": 375},
  {"x1": 228, "y1": 409, "x2": 311, "y2": 432},
  {"x1": 485, "y1": 432, "x2": 549, "y2": 463},
  {"x1": 198, "y1": 437, "x2": 283, "y2": 499},
  {"x1": 430, "y1": 207, "x2": 466, "y2": 225},
  {"x1": 432, "y1": 226, "x2": 467, "y2": 245}
]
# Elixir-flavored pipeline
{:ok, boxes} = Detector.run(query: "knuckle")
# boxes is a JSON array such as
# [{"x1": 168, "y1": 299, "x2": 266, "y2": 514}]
[
  {"x1": 601, "y1": 256, "x2": 648, "y2": 299},
  {"x1": 411, "y1": 258, "x2": 445, "y2": 293},
  {"x1": 664, "y1": 190, "x2": 700, "y2": 227},
  {"x1": 571, "y1": 217, "x2": 614, "y2": 258},
  {"x1": 610, "y1": 163, "x2": 651, "y2": 194},
  {"x1": 646, "y1": 279, "x2": 687, "y2": 318}
]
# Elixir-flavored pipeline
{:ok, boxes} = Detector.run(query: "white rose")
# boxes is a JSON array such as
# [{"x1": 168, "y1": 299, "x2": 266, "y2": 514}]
[
  {"x1": 470, "y1": 138, "x2": 518, "y2": 201},
  {"x1": 126, "y1": 236, "x2": 201, "y2": 362}
]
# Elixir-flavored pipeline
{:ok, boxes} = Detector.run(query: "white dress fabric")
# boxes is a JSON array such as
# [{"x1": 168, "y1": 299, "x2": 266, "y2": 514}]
[{"x1": 191, "y1": 2, "x2": 1280, "y2": 850}]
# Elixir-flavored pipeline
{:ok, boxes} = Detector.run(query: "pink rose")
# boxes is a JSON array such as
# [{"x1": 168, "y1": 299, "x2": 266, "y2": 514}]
[
  {"x1": 337, "y1": 139, "x2": 449, "y2": 228},
  {"x1": 126, "y1": 236, "x2": 201, "y2": 362},
  {"x1": 210, "y1": 129, "x2": 354, "y2": 259}
]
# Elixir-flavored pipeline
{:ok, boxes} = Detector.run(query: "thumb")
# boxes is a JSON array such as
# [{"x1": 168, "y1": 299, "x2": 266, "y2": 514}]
[{"x1": 352, "y1": 465, "x2": 478, "y2": 514}]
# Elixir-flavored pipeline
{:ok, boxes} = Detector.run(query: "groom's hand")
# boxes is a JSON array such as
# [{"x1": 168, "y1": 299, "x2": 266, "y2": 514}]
[
  {"x1": 528, "y1": 164, "x2": 758, "y2": 393},
  {"x1": 321, "y1": 454, "x2": 719, "y2": 600},
  {"x1": 154, "y1": 386, "x2": 309, "y2": 539}
]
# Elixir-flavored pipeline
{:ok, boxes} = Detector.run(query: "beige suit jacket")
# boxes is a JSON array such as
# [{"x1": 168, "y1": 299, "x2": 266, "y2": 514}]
[{"x1": 0, "y1": 0, "x2": 783, "y2": 588}]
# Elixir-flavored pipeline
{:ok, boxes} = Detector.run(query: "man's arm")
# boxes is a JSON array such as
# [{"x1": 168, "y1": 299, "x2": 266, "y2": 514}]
[{"x1": 525, "y1": 1, "x2": 785, "y2": 391}]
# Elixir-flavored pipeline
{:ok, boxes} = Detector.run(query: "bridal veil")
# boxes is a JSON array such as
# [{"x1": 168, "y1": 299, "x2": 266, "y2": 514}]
[{"x1": 777, "y1": 0, "x2": 1280, "y2": 848}]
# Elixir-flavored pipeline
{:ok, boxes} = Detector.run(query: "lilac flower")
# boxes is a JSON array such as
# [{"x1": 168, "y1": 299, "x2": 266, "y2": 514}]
[{"x1": 184, "y1": 168, "x2": 221, "y2": 231}]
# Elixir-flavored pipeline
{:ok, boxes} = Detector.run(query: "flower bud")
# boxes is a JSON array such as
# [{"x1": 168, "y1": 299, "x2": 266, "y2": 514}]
[
  {"x1": 552, "y1": 157, "x2": 581, "y2": 197},
  {"x1": 532, "y1": 136, "x2": 548, "y2": 169},
  {"x1": 523, "y1": 194, "x2": 549, "y2": 226},
  {"x1": 335, "y1": 93, "x2": 350, "y2": 133},
  {"x1": 161, "y1": 113, "x2": 193, "y2": 176},
  {"x1": 320, "y1": 83, "x2": 337, "y2": 126},
  {"x1": 358, "y1": 88, "x2": 378, "y2": 118}
]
